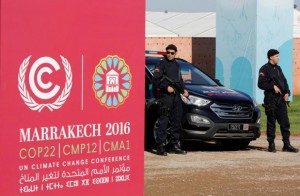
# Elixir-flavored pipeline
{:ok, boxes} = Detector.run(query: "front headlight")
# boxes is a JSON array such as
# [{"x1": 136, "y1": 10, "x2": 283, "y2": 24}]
[
  {"x1": 180, "y1": 94, "x2": 210, "y2": 107},
  {"x1": 257, "y1": 117, "x2": 261, "y2": 124}
]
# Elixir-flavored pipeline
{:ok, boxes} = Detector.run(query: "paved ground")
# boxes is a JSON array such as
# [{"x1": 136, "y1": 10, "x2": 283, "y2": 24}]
[{"x1": 144, "y1": 135, "x2": 300, "y2": 196}]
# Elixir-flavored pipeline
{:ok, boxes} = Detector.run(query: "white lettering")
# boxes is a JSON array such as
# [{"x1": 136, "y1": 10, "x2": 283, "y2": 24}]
[{"x1": 19, "y1": 124, "x2": 102, "y2": 142}]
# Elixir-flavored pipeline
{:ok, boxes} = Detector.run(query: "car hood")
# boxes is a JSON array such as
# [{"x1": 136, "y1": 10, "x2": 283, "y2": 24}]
[{"x1": 186, "y1": 85, "x2": 252, "y2": 103}]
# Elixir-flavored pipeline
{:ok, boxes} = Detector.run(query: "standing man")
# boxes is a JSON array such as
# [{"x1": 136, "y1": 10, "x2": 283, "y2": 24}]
[
  {"x1": 258, "y1": 49, "x2": 298, "y2": 153},
  {"x1": 152, "y1": 44, "x2": 189, "y2": 156}
]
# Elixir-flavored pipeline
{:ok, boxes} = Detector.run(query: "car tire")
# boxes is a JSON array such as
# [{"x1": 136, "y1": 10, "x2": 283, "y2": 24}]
[
  {"x1": 145, "y1": 128, "x2": 155, "y2": 151},
  {"x1": 145, "y1": 116, "x2": 158, "y2": 150}
]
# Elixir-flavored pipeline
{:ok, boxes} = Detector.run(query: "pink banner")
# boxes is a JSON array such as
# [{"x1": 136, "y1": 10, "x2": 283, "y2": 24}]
[{"x1": 0, "y1": 0, "x2": 145, "y2": 195}]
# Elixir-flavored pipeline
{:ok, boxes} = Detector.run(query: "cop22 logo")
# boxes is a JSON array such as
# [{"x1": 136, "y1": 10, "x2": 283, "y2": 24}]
[{"x1": 18, "y1": 55, "x2": 72, "y2": 112}]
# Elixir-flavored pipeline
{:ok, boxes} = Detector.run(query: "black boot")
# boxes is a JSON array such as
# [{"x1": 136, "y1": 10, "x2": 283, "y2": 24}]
[
  {"x1": 268, "y1": 141, "x2": 276, "y2": 153},
  {"x1": 282, "y1": 141, "x2": 299, "y2": 153},
  {"x1": 156, "y1": 144, "x2": 167, "y2": 156},
  {"x1": 168, "y1": 143, "x2": 187, "y2": 155}
]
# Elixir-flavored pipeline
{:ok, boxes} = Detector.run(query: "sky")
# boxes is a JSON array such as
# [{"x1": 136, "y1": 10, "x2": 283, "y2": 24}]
[
  {"x1": 146, "y1": 0, "x2": 300, "y2": 12},
  {"x1": 146, "y1": 0, "x2": 216, "y2": 12}
]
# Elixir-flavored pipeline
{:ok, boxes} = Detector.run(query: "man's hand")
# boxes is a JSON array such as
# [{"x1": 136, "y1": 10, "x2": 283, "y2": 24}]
[
  {"x1": 167, "y1": 86, "x2": 175, "y2": 94},
  {"x1": 274, "y1": 85, "x2": 282, "y2": 94},
  {"x1": 183, "y1": 89, "x2": 189, "y2": 97},
  {"x1": 284, "y1": 93, "x2": 289, "y2": 102}
]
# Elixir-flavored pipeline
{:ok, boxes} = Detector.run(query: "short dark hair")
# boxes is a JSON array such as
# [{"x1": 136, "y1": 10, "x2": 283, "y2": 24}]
[
  {"x1": 267, "y1": 49, "x2": 279, "y2": 59},
  {"x1": 166, "y1": 44, "x2": 177, "y2": 52}
]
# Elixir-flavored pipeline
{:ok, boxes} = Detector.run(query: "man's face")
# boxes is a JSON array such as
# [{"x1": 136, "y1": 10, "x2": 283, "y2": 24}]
[
  {"x1": 270, "y1": 54, "x2": 280, "y2": 64},
  {"x1": 166, "y1": 49, "x2": 176, "y2": 61}
]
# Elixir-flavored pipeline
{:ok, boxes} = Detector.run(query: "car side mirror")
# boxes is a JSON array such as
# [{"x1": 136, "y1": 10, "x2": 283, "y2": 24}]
[{"x1": 214, "y1": 79, "x2": 223, "y2": 86}]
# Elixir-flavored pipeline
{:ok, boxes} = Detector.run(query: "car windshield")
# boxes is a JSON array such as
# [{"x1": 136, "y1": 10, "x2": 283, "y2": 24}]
[
  {"x1": 146, "y1": 58, "x2": 218, "y2": 86},
  {"x1": 180, "y1": 62, "x2": 218, "y2": 86}
]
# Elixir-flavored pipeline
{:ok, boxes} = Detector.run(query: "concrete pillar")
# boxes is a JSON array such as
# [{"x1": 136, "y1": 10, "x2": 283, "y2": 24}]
[{"x1": 216, "y1": 0, "x2": 294, "y2": 103}]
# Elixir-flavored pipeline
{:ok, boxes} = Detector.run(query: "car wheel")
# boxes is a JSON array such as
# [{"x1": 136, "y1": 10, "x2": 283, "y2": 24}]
[{"x1": 145, "y1": 123, "x2": 155, "y2": 150}]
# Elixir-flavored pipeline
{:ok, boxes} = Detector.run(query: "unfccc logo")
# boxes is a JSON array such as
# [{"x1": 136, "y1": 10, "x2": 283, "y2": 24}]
[{"x1": 18, "y1": 55, "x2": 72, "y2": 112}]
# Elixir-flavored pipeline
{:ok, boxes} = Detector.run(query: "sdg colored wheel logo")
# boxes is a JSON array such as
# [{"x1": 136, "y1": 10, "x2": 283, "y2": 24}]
[{"x1": 93, "y1": 55, "x2": 132, "y2": 108}]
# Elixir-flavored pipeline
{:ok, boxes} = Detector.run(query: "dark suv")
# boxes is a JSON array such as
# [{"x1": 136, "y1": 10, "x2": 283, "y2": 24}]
[{"x1": 145, "y1": 55, "x2": 261, "y2": 150}]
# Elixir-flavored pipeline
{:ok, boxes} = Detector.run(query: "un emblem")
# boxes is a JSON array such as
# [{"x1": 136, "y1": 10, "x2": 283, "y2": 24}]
[{"x1": 18, "y1": 55, "x2": 72, "y2": 112}]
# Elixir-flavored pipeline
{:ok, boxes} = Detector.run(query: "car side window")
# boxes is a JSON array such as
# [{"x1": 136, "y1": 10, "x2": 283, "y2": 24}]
[{"x1": 180, "y1": 62, "x2": 217, "y2": 86}]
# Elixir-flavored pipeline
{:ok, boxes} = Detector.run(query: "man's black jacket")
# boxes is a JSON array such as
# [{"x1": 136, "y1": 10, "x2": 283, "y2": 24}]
[
  {"x1": 152, "y1": 57, "x2": 185, "y2": 94},
  {"x1": 258, "y1": 62, "x2": 290, "y2": 97}
]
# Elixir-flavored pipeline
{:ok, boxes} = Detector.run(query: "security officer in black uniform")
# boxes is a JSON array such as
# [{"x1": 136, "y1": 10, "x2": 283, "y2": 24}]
[
  {"x1": 258, "y1": 49, "x2": 299, "y2": 153},
  {"x1": 152, "y1": 44, "x2": 189, "y2": 156}
]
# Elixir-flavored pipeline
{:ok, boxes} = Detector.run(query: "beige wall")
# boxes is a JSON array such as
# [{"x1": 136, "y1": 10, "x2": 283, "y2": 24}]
[
  {"x1": 146, "y1": 37, "x2": 299, "y2": 95},
  {"x1": 293, "y1": 38, "x2": 300, "y2": 95},
  {"x1": 146, "y1": 37, "x2": 192, "y2": 62},
  {"x1": 146, "y1": 37, "x2": 216, "y2": 77}
]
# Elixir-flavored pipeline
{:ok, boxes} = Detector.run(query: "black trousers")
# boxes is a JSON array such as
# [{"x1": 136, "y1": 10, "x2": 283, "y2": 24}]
[
  {"x1": 154, "y1": 93, "x2": 182, "y2": 146},
  {"x1": 265, "y1": 97, "x2": 290, "y2": 142}
]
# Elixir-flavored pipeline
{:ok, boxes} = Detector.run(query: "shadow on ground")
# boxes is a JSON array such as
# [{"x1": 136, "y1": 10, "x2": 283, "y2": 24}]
[{"x1": 145, "y1": 140, "x2": 268, "y2": 154}]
